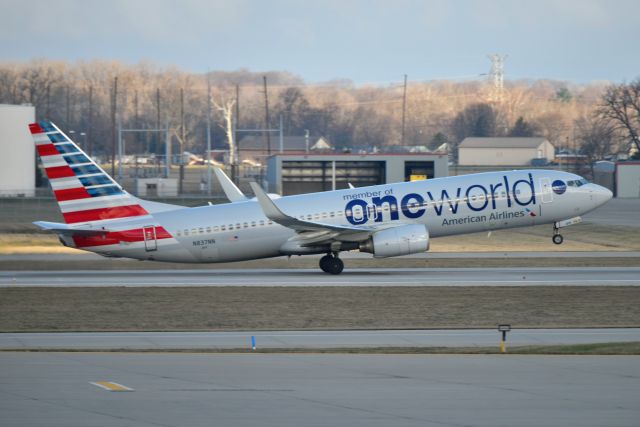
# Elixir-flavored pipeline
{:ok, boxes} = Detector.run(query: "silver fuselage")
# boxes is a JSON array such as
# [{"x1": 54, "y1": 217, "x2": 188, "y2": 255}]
[{"x1": 68, "y1": 169, "x2": 613, "y2": 262}]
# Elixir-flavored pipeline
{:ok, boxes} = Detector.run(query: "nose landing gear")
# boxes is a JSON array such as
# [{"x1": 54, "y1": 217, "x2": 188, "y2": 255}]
[
  {"x1": 551, "y1": 217, "x2": 582, "y2": 245},
  {"x1": 319, "y1": 252, "x2": 344, "y2": 275},
  {"x1": 552, "y1": 229, "x2": 564, "y2": 245}
]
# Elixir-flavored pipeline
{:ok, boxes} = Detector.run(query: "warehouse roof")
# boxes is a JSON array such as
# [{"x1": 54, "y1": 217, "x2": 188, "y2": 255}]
[{"x1": 459, "y1": 137, "x2": 550, "y2": 149}]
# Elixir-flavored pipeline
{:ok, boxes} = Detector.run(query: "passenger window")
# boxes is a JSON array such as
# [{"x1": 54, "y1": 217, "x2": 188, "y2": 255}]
[
  {"x1": 176, "y1": 231, "x2": 181, "y2": 237},
  {"x1": 268, "y1": 220, "x2": 273, "y2": 225},
  {"x1": 214, "y1": 226, "x2": 219, "y2": 232},
  {"x1": 259, "y1": 220, "x2": 265, "y2": 226},
  {"x1": 191, "y1": 228, "x2": 197, "y2": 235},
  {"x1": 184, "y1": 229, "x2": 189, "y2": 236},
  {"x1": 235, "y1": 223, "x2": 241, "y2": 229},
  {"x1": 221, "y1": 225, "x2": 226, "y2": 231},
  {"x1": 251, "y1": 221, "x2": 256, "y2": 227},
  {"x1": 206, "y1": 227, "x2": 211, "y2": 233},
  {"x1": 229, "y1": 225, "x2": 234, "y2": 230},
  {"x1": 330, "y1": 212, "x2": 335, "y2": 217},
  {"x1": 199, "y1": 227, "x2": 204, "y2": 234},
  {"x1": 243, "y1": 222, "x2": 248, "y2": 228}
]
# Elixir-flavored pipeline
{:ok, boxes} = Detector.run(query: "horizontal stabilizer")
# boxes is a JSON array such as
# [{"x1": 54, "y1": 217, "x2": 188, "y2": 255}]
[{"x1": 33, "y1": 221, "x2": 111, "y2": 236}]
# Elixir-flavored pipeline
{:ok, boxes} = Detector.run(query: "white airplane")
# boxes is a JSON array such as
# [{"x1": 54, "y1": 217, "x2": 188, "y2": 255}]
[{"x1": 31, "y1": 121, "x2": 613, "y2": 274}]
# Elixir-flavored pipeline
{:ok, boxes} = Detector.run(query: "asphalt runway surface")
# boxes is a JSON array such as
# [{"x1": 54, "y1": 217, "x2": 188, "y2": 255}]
[
  {"x1": 2, "y1": 329, "x2": 639, "y2": 350},
  {"x1": 1, "y1": 352, "x2": 638, "y2": 427},
  {"x1": 2, "y1": 266, "x2": 639, "y2": 287}
]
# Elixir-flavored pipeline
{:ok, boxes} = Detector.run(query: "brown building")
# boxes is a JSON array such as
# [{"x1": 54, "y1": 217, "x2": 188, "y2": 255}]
[{"x1": 238, "y1": 135, "x2": 332, "y2": 165}]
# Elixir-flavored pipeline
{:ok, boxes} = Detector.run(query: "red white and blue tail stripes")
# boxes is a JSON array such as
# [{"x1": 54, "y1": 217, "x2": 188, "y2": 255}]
[
  {"x1": 30, "y1": 121, "x2": 150, "y2": 224},
  {"x1": 31, "y1": 121, "x2": 175, "y2": 250}
]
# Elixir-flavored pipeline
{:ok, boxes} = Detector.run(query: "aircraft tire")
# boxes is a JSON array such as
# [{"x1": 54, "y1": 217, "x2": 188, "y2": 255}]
[
  {"x1": 552, "y1": 234, "x2": 563, "y2": 245},
  {"x1": 319, "y1": 255, "x2": 332, "y2": 273},
  {"x1": 325, "y1": 257, "x2": 344, "y2": 275}
]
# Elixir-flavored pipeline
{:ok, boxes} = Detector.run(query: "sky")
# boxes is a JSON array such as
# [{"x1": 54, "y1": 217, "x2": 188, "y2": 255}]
[{"x1": 1, "y1": 0, "x2": 638, "y2": 85}]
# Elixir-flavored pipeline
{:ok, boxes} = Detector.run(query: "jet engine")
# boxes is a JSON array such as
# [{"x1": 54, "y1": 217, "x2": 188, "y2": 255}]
[{"x1": 359, "y1": 224, "x2": 429, "y2": 258}]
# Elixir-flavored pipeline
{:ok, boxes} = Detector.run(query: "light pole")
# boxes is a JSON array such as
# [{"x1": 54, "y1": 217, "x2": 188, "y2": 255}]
[{"x1": 68, "y1": 130, "x2": 87, "y2": 150}]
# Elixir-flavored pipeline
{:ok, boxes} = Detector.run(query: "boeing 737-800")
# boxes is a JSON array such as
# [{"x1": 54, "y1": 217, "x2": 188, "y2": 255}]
[{"x1": 31, "y1": 121, "x2": 613, "y2": 274}]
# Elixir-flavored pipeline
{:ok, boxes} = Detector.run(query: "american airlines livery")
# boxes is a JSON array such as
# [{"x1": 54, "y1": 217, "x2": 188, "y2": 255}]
[{"x1": 31, "y1": 121, "x2": 613, "y2": 274}]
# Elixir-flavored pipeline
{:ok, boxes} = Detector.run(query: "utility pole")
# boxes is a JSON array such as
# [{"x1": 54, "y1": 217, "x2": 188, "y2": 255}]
[
  {"x1": 401, "y1": 74, "x2": 407, "y2": 146},
  {"x1": 111, "y1": 76, "x2": 118, "y2": 177},
  {"x1": 155, "y1": 88, "x2": 161, "y2": 154},
  {"x1": 45, "y1": 85, "x2": 50, "y2": 119},
  {"x1": 179, "y1": 88, "x2": 185, "y2": 195},
  {"x1": 234, "y1": 83, "x2": 240, "y2": 184},
  {"x1": 87, "y1": 85, "x2": 93, "y2": 156},
  {"x1": 263, "y1": 76, "x2": 271, "y2": 156},
  {"x1": 65, "y1": 86, "x2": 70, "y2": 129},
  {"x1": 206, "y1": 74, "x2": 212, "y2": 195}
]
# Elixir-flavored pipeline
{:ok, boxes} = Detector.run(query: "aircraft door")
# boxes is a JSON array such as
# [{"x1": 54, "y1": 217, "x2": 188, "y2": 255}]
[
  {"x1": 143, "y1": 226, "x2": 158, "y2": 251},
  {"x1": 539, "y1": 178, "x2": 553, "y2": 203}
]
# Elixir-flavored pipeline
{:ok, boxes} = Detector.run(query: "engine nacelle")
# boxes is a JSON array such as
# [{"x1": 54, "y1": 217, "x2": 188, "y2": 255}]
[{"x1": 359, "y1": 224, "x2": 429, "y2": 258}]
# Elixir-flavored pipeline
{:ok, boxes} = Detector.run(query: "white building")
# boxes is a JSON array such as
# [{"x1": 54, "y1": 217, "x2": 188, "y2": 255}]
[
  {"x1": 458, "y1": 137, "x2": 555, "y2": 166},
  {"x1": 616, "y1": 162, "x2": 640, "y2": 198},
  {"x1": 0, "y1": 105, "x2": 35, "y2": 196}
]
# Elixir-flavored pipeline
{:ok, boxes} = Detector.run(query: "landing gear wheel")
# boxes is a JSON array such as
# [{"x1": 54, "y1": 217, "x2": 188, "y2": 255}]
[
  {"x1": 319, "y1": 255, "x2": 333, "y2": 273},
  {"x1": 326, "y1": 257, "x2": 344, "y2": 275},
  {"x1": 552, "y1": 234, "x2": 564, "y2": 245}
]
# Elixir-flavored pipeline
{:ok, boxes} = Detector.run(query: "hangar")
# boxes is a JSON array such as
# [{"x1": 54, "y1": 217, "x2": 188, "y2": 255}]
[
  {"x1": 458, "y1": 137, "x2": 555, "y2": 166},
  {"x1": 267, "y1": 153, "x2": 449, "y2": 195}
]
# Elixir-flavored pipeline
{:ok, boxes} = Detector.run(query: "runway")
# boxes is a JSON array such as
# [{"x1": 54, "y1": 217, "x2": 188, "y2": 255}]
[
  {"x1": 2, "y1": 266, "x2": 640, "y2": 286},
  {"x1": 2, "y1": 328, "x2": 640, "y2": 350},
  {"x1": 1, "y1": 352, "x2": 638, "y2": 427}
]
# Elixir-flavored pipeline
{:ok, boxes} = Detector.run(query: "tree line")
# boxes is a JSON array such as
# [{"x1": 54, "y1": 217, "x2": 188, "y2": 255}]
[{"x1": 1, "y1": 59, "x2": 638, "y2": 168}]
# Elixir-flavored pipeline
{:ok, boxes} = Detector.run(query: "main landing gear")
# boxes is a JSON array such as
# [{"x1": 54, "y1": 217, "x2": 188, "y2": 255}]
[{"x1": 319, "y1": 253, "x2": 344, "y2": 275}]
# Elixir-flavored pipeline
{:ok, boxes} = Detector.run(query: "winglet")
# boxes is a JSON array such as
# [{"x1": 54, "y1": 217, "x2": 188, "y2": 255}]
[
  {"x1": 214, "y1": 168, "x2": 247, "y2": 202},
  {"x1": 249, "y1": 182, "x2": 289, "y2": 222}
]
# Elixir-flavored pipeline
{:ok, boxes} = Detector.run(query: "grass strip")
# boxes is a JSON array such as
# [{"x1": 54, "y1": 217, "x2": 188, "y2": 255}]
[
  {"x1": 2, "y1": 341, "x2": 639, "y2": 355},
  {"x1": 1, "y1": 286, "x2": 639, "y2": 332}
]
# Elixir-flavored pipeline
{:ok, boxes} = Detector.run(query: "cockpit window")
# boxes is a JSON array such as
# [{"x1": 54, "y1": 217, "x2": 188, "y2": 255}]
[{"x1": 567, "y1": 178, "x2": 589, "y2": 187}]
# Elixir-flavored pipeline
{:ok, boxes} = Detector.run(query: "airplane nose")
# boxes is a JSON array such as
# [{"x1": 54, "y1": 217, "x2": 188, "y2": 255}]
[{"x1": 592, "y1": 184, "x2": 613, "y2": 205}]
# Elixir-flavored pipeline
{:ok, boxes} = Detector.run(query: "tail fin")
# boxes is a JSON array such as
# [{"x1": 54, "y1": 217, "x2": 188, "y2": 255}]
[{"x1": 30, "y1": 121, "x2": 156, "y2": 224}]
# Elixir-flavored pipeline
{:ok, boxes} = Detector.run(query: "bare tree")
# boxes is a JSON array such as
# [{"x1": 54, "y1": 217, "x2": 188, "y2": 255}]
[
  {"x1": 598, "y1": 80, "x2": 640, "y2": 154},
  {"x1": 574, "y1": 115, "x2": 617, "y2": 177},
  {"x1": 212, "y1": 90, "x2": 237, "y2": 165}
]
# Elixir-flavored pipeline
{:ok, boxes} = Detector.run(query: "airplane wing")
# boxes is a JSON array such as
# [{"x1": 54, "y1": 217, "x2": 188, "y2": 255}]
[
  {"x1": 214, "y1": 168, "x2": 247, "y2": 202},
  {"x1": 249, "y1": 182, "x2": 376, "y2": 244},
  {"x1": 33, "y1": 221, "x2": 111, "y2": 236}
]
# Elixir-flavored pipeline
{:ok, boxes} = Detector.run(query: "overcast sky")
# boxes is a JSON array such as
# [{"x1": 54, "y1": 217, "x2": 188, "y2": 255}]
[{"x1": 2, "y1": 0, "x2": 638, "y2": 84}]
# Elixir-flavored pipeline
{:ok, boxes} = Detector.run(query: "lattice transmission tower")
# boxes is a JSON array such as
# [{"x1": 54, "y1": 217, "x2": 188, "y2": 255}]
[{"x1": 487, "y1": 54, "x2": 507, "y2": 102}]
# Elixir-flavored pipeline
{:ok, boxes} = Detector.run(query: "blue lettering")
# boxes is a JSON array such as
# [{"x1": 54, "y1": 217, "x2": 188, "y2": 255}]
[
  {"x1": 489, "y1": 182, "x2": 502, "y2": 209},
  {"x1": 345, "y1": 199, "x2": 369, "y2": 225},
  {"x1": 427, "y1": 188, "x2": 462, "y2": 216},
  {"x1": 513, "y1": 173, "x2": 536, "y2": 206},
  {"x1": 465, "y1": 184, "x2": 489, "y2": 212},
  {"x1": 502, "y1": 175, "x2": 512, "y2": 208},
  {"x1": 372, "y1": 195, "x2": 399, "y2": 222},
  {"x1": 401, "y1": 193, "x2": 425, "y2": 219}
]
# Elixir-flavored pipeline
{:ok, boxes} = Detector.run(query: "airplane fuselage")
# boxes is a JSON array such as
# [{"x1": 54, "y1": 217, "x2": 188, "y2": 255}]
[{"x1": 66, "y1": 169, "x2": 611, "y2": 263}]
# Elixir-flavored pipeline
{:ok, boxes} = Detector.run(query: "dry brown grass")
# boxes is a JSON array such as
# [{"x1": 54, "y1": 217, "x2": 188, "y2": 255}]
[{"x1": 1, "y1": 286, "x2": 639, "y2": 332}]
